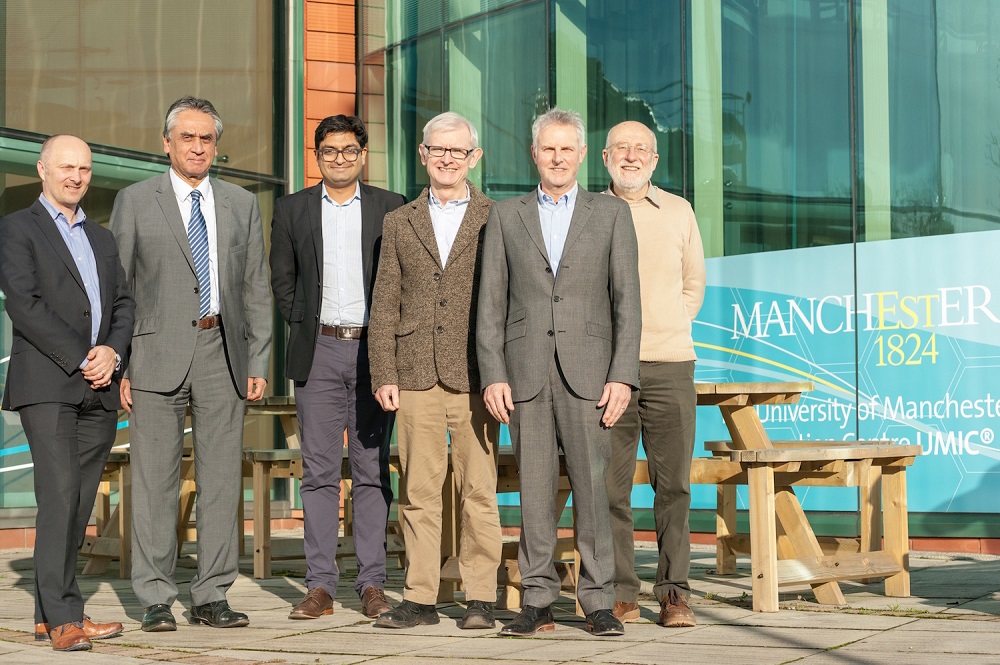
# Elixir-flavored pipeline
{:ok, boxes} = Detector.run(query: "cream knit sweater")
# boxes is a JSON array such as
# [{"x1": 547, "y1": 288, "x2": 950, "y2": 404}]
[{"x1": 604, "y1": 185, "x2": 706, "y2": 362}]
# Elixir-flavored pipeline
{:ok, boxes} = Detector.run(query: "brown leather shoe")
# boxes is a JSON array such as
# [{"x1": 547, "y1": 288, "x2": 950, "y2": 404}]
[
  {"x1": 361, "y1": 586, "x2": 392, "y2": 618},
  {"x1": 612, "y1": 600, "x2": 640, "y2": 623},
  {"x1": 49, "y1": 622, "x2": 91, "y2": 651},
  {"x1": 35, "y1": 615, "x2": 123, "y2": 642},
  {"x1": 659, "y1": 589, "x2": 696, "y2": 627},
  {"x1": 289, "y1": 587, "x2": 333, "y2": 619}
]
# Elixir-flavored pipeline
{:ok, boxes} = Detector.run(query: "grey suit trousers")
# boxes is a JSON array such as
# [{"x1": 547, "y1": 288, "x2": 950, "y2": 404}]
[
  {"x1": 607, "y1": 360, "x2": 696, "y2": 604},
  {"x1": 509, "y1": 354, "x2": 615, "y2": 614},
  {"x1": 130, "y1": 327, "x2": 245, "y2": 608},
  {"x1": 294, "y1": 335, "x2": 391, "y2": 598}
]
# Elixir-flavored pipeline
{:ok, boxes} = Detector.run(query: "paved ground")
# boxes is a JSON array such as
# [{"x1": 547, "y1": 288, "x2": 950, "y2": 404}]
[{"x1": 1, "y1": 534, "x2": 999, "y2": 664}]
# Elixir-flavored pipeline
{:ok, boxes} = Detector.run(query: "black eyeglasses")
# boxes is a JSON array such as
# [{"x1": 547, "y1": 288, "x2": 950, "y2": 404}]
[
  {"x1": 422, "y1": 145, "x2": 475, "y2": 160},
  {"x1": 316, "y1": 147, "x2": 363, "y2": 162}
]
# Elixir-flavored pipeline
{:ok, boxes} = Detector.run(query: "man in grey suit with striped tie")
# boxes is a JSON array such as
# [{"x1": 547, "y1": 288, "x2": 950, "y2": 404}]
[{"x1": 110, "y1": 97, "x2": 272, "y2": 632}]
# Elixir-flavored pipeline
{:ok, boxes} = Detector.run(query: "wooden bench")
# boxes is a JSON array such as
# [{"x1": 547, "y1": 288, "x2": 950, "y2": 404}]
[{"x1": 686, "y1": 439, "x2": 921, "y2": 611}]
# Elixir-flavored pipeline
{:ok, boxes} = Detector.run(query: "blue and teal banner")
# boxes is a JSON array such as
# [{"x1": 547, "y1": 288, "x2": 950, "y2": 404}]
[{"x1": 682, "y1": 230, "x2": 1000, "y2": 514}]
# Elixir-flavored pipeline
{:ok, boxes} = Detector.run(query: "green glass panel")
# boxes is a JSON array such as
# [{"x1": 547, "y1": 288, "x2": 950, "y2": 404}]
[
  {"x1": 720, "y1": 0, "x2": 853, "y2": 255},
  {"x1": 883, "y1": 0, "x2": 1000, "y2": 239}
]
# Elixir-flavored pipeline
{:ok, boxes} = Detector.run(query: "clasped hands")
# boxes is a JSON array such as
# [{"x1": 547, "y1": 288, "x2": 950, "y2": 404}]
[{"x1": 81, "y1": 345, "x2": 117, "y2": 390}]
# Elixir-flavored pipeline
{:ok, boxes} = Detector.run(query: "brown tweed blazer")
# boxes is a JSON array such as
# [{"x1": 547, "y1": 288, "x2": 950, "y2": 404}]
[{"x1": 369, "y1": 181, "x2": 493, "y2": 393}]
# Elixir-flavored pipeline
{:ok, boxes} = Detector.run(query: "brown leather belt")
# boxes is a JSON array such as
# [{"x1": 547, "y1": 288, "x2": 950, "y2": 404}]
[
  {"x1": 321, "y1": 324, "x2": 367, "y2": 340},
  {"x1": 196, "y1": 315, "x2": 221, "y2": 330}
]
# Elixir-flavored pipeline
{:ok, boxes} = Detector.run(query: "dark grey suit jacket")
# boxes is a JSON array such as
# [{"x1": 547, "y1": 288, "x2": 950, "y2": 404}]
[
  {"x1": 270, "y1": 182, "x2": 405, "y2": 382},
  {"x1": 0, "y1": 199, "x2": 135, "y2": 410},
  {"x1": 110, "y1": 172, "x2": 272, "y2": 397},
  {"x1": 476, "y1": 186, "x2": 641, "y2": 402}
]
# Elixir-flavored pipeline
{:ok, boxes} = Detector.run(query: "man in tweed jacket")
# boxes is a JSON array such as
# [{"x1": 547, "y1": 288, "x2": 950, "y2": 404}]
[{"x1": 368, "y1": 112, "x2": 501, "y2": 630}]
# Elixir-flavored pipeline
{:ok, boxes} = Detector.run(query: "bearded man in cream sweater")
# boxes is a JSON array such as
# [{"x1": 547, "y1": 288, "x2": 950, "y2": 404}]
[{"x1": 601, "y1": 121, "x2": 706, "y2": 628}]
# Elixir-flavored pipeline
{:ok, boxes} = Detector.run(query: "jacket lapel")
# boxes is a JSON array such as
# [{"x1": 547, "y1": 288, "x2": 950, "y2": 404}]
[
  {"x1": 155, "y1": 172, "x2": 196, "y2": 273},
  {"x1": 516, "y1": 191, "x2": 550, "y2": 268},
  {"x1": 561, "y1": 187, "x2": 595, "y2": 258},
  {"x1": 440, "y1": 181, "x2": 487, "y2": 266},
  {"x1": 308, "y1": 183, "x2": 324, "y2": 278},
  {"x1": 407, "y1": 188, "x2": 444, "y2": 269},
  {"x1": 82, "y1": 221, "x2": 109, "y2": 312},
  {"x1": 31, "y1": 201, "x2": 85, "y2": 292},
  {"x1": 212, "y1": 178, "x2": 233, "y2": 284},
  {"x1": 359, "y1": 183, "x2": 377, "y2": 291}
]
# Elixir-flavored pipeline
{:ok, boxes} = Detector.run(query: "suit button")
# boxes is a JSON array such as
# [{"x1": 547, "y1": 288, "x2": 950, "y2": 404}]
[
  {"x1": 194, "y1": 287, "x2": 199, "y2": 294},
  {"x1": 545, "y1": 267, "x2": 552, "y2": 273},
  {"x1": 547, "y1": 330, "x2": 554, "y2": 337},
  {"x1": 440, "y1": 299, "x2": 447, "y2": 307},
  {"x1": 433, "y1": 273, "x2": 441, "y2": 281},
  {"x1": 552, "y1": 296, "x2": 561, "y2": 302},
  {"x1": 436, "y1": 326, "x2": 444, "y2": 333},
  {"x1": 84, "y1": 310, "x2": 90, "y2": 317},
  {"x1": 192, "y1": 320, "x2": 198, "y2": 327}
]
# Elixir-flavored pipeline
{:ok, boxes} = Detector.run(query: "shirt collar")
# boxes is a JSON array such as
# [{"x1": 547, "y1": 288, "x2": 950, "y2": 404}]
[
  {"x1": 169, "y1": 168, "x2": 211, "y2": 203},
  {"x1": 537, "y1": 182, "x2": 578, "y2": 207},
  {"x1": 322, "y1": 181, "x2": 361, "y2": 206},
  {"x1": 605, "y1": 182, "x2": 660, "y2": 208},
  {"x1": 429, "y1": 183, "x2": 471, "y2": 210},
  {"x1": 39, "y1": 193, "x2": 86, "y2": 227}
]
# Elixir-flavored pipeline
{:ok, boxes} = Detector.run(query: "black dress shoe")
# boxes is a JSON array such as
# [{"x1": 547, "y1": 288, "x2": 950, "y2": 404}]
[
  {"x1": 189, "y1": 601, "x2": 249, "y2": 628},
  {"x1": 373, "y1": 600, "x2": 439, "y2": 629},
  {"x1": 141, "y1": 604, "x2": 177, "y2": 632},
  {"x1": 499, "y1": 605, "x2": 554, "y2": 636},
  {"x1": 457, "y1": 600, "x2": 495, "y2": 629},
  {"x1": 585, "y1": 608, "x2": 625, "y2": 636}
]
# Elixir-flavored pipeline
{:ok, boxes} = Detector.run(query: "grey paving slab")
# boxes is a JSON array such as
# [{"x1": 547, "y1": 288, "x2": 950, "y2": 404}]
[
  {"x1": 577, "y1": 642, "x2": 822, "y2": 664},
  {"x1": 202, "y1": 648, "x2": 373, "y2": 664},
  {"x1": 660, "y1": 624, "x2": 877, "y2": 650},
  {"x1": 267, "y1": 630, "x2": 463, "y2": 656},
  {"x1": 853, "y1": 627, "x2": 1000, "y2": 655},
  {"x1": 797, "y1": 651, "x2": 1000, "y2": 665},
  {"x1": 894, "y1": 617, "x2": 1000, "y2": 632},
  {"x1": 727, "y1": 609, "x2": 914, "y2": 630}
]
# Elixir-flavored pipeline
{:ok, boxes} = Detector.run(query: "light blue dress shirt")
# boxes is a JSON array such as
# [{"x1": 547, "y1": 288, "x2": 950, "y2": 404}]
[
  {"x1": 320, "y1": 183, "x2": 367, "y2": 326},
  {"x1": 428, "y1": 184, "x2": 471, "y2": 267},
  {"x1": 537, "y1": 183, "x2": 578, "y2": 276},
  {"x1": 39, "y1": 194, "x2": 102, "y2": 367}
]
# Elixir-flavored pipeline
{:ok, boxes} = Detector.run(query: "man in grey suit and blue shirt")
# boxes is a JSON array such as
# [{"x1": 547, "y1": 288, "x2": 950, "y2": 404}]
[
  {"x1": 477, "y1": 108, "x2": 641, "y2": 637},
  {"x1": 110, "y1": 97, "x2": 272, "y2": 631}
]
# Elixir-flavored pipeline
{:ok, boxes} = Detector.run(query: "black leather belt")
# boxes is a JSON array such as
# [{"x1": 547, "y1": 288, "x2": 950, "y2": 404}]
[
  {"x1": 321, "y1": 324, "x2": 367, "y2": 340},
  {"x1": 196, "y1": 315, "x2": 221, "y2": 330}
]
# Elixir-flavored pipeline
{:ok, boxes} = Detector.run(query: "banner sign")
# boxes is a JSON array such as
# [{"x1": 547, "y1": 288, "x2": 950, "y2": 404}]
[{"x1": 679, "y1": 230, "x2": 1000, "y2": 513}]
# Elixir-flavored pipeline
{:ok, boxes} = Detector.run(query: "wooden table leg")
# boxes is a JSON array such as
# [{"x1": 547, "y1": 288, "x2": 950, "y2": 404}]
[
  {"x1": 253, "y1": 461, "x2": 273, "y2": 579},
  {"x1": 717, "y1": 484, "x2": 737, "y2": 574},
  {"x1": 882, "y1": 466, "x2": 910, "y2": 597},
  {"x1": 723, "y1": 405, "x2": 846, "y2": 605},
  {"x1": 747, "y1": 462, "x2": 778, "y2": 612},
  {"x1": 859, "y1": 461, "x2": 882, "y2": 583}
]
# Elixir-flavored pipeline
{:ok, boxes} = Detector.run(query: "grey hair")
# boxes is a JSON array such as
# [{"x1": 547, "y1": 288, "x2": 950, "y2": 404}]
[
  {"x1": 163, "y1": 96, "x2": 224, "y2": 140},
  {"x1": 421, "y1": 112, "x2": 479, "y2": 148},
  {"x1": 604, "y1": 122, "x2": 658, "y2": 153},
  {"x1": 531, "y1": 108, "x2": 586, "y2": 149}
]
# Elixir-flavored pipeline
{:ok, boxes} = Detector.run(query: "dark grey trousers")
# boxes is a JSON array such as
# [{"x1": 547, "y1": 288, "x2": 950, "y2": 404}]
[
  {"x1": 510, "y1": 355, "x2": 615, "y2": 614},
  {"x1": 294, "y1": 335, "x2": 391, "y2": 597},
  {"x1": 606, "y1": 360, "x2": 696, "y2": 604},
  {"x1": 130, "y1": 327, "x2": 245, "y2": 608},
  {"x1": 21, "y1": 391, "x2": 116, "y2": 625}
]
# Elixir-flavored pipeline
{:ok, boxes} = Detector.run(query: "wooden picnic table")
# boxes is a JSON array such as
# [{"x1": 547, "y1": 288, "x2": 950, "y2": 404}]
[{"x1": 690, "y1": 381, "x2": 921, "y2": 611}]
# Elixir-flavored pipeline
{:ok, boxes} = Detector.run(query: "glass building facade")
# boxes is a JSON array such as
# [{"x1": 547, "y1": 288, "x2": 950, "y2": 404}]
[
  {"x1": 360, "y1": 0, "x2": 1000, "y2": 530},
  {"x1": 0, "y1": 0, "x2": 285, "y2": 508}
]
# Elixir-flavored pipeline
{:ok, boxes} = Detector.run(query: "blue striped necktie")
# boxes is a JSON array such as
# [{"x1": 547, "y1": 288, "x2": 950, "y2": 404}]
[{"x1": 188, "y1": 189, "x2": 211, "y2": 317}]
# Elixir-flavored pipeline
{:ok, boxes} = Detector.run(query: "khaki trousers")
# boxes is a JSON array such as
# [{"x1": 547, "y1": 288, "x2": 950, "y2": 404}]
[{"x1": 396, "y1": 383, "x2": 501, "y2": 604}]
